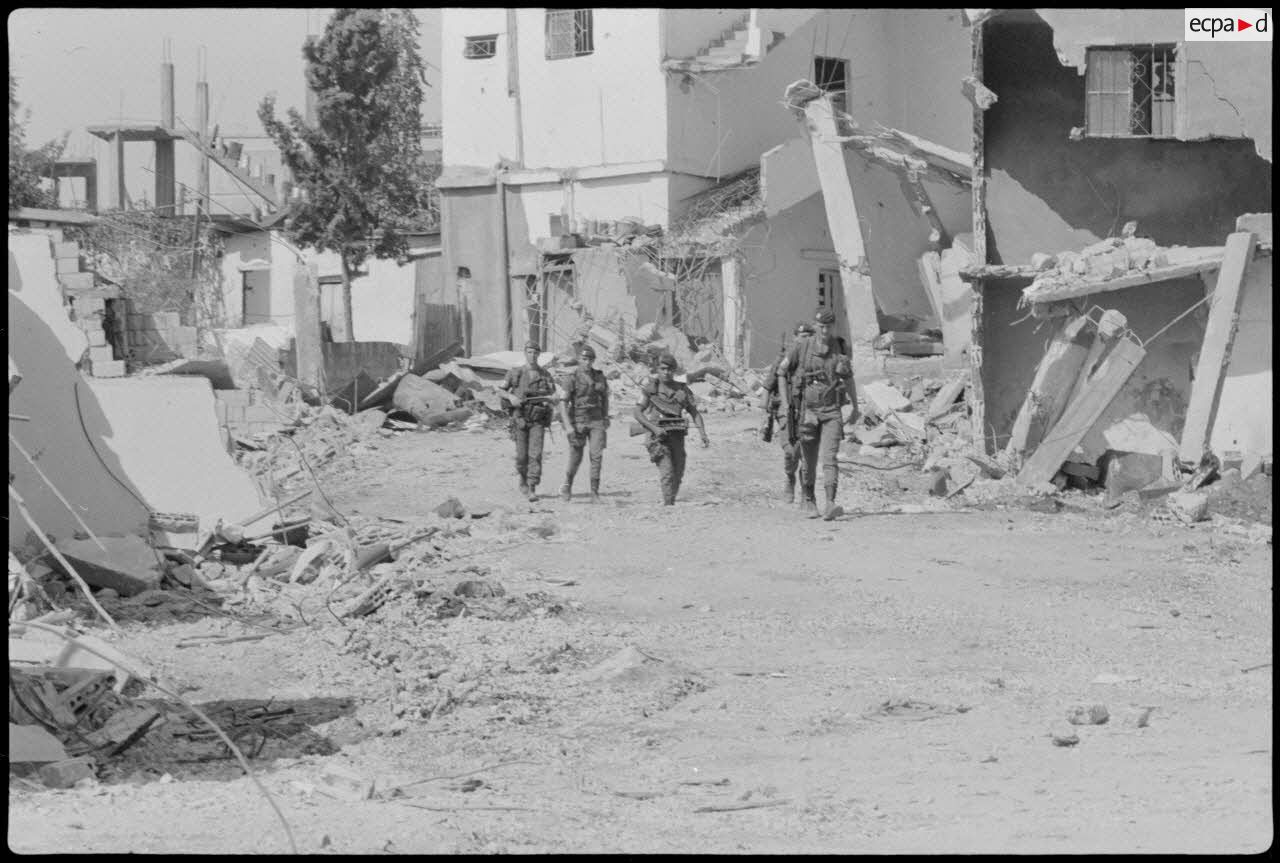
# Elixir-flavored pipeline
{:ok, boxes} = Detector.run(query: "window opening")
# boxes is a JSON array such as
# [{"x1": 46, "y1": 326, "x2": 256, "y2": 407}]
[
  {"x1": 464, "y1": 35, "x2": 497, "y2": 59},
  {"x1": 814, "y1": 56, "x2": 848, "y2": 117},
  {"x1": 546, "y1": 9, "x2": 594, "y2": 60},
  {"x1": 1085, "y1": 45, "x2": 1176, "y2": 137}
]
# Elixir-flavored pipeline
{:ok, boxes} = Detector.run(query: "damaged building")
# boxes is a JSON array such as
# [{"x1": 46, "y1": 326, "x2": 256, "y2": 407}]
[
  {"x1": 437, "y1": 8, "x2": 972, "y2": 363},
  {"x1": 961, "y1": 9, "x2": 1271, "y2": 478}
]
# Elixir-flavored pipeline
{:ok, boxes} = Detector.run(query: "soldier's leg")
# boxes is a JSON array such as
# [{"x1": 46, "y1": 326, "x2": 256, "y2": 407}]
[
  {"x1": 513, "y1": 422, "x2": 530, "y2": 493},
  {"x1": 798, "y1": 419, "x2": 820, "y2": 514},
  {"x1": 588, "y1": 426, "x2": 606, "y2": 499},
  {"x1": 780, "y1": 438, "x2": 799, "y2": 501},
  {"x1": 654, "y1": 440, "x2": 676, "y2": 505},
  {"x1": 669, "y1": 433, "x2": 687, "y2": 499},
  {"x1": 563, "y1": 441, "x2": 584, "y2": 499},
  {"x1": 819, "y1": 417, "x2": 843, "y2": 519},
  {"x1": 526, "y1": 424, "x2": 546, "y2": 495}
]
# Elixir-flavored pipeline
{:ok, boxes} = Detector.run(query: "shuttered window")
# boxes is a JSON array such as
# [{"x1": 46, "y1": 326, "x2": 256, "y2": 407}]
[
  {"x1": 546, "y1": 9, "x2": 593, "y2": 60},
  {"x1": 1085, "y1": 45, "x2": 1177, "y2": 138}
]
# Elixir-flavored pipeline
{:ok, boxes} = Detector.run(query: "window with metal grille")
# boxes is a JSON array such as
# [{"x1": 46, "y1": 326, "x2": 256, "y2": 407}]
[
  {"x1": 464, "y1": 35, "x2": 497, "y2": 59},
  {"x1": 546, "y1": 9, "x2": 593, "y2": 60},
  {"x1": 1085, "y1": 45, "x2": 1177, "y2": 138},
  {"x1": 814, "y1": 56, "x2": 848, "y2": 117}
]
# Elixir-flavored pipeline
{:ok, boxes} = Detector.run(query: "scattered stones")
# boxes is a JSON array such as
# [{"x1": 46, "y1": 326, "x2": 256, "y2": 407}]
[
  {"x1": 454, "y1": 579, "x2": 505, "y2": 598},
  {"x1": 435, "y1": 497, "x2": 467, "y2": 519},
  {"x1": 1066, "y1": 703, "x2": 1110, "y2": 725},
  {"x1": 1051, "y1": 728, "x2": 1080, "y2": 747}
]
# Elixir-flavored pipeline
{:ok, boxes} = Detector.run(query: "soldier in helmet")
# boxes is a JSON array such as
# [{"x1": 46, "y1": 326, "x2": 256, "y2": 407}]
[
  {"x1": 498, "y1": 340, "x2": 570, "y2": 502},
  {"x1": 559, "y1": 344, "x2": 611, "y2": 503},
  {"x1": 761, "y1": 322, "x2": 814, "y2": 502},
  {"x1": 633, "y1": 352, "x2": 709, "y2": 506},
  {"x1": 779, "y1": 308, "x2": 859, "y2": 519}
]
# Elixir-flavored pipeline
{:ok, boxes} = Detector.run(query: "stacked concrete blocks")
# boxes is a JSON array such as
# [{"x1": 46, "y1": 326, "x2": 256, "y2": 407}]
[
  {"x1": 214, "y1": 388, "x2": 289, "y2": 438},
  {"x1": 57, "y1": 240, "x2": 125, "y2": 378},
  {"x1": 123, "y1": 307, "x2": 199, "y2": 365}
]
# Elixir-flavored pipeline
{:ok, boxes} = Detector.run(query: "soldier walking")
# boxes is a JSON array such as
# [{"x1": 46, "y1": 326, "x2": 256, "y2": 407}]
[
  {"x1": 761, "y1": 321, "x2": 814, "y2": 502},
  {"x1": 633, "y1": 352, "x2": 709, "y2": 506},
  {"x1": 498, "y1": 341, "x2": 569, "y2": 502},
  {"x1": 560, "y1": 344, "x2": 611, "y2": 503},
  {"x1": 779, "y1": 308, "x2": 858, "y2": 519}
]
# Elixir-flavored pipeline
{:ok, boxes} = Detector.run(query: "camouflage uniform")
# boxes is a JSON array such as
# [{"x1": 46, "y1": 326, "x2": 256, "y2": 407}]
[
  {"x1": 561, "y1": 356, "x2": 610, "y2": 501},
  {"x1": 500, "y1": 362, "x2": 558, "y2": 497},
  {"x1": 781, "y1": 314, "x2": 856, "y2": 518}
]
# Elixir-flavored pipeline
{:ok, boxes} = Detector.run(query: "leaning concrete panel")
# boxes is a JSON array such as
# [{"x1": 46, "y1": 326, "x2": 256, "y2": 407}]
[{"x1": 81, "y1": 376, "x2": 265, "y2": 530}]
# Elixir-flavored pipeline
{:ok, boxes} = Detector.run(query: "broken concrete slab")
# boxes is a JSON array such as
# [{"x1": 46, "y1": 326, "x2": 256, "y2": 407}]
[
  {"x1": 79, "y1": 376, "x2": 266, "y2": 531},
  {"x1": 149, "y1": 358, "x2": 235, "y2": 390},
  {"x1": 38, "y1": 756, "x2": 97, "y2": 789},
  {"x1": 1103, "y1": 452, "x2": 1164, "y2": 502},
  {"x1": 51, "y1": 535, "x2": 163, "y2": 597},
  {"x1": 1168, "y1": 491, "x2": 1210, "y2": 524},
  {"x1": 926, "y1": 377, "x2": 966, "y2": 421},
  {"x1": 393, "y1": 373, "x2": 459, "y2": 422},
  {"x1": 9, "y1": 723, "x2": 69, "y2": 763},
  {"x1": 861, "y1": 381, "x2": 910, "y2": 416}
]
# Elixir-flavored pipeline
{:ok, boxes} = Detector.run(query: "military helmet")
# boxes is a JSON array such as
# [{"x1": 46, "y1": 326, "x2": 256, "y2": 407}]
[
  {"x1": 524, "y1": 340, "x2": 541, "y2": 351},
  {"x1": 657, "y1": 352, "x2": 678, "y2": 369},
  {"x1": 579, "y1": 345, "x2": 596, "y2": 359},
  {"x1": 814, "y1": 308, "x2": 837, "y2": 325},
  {"x1": 795, "y1": 321, "x2": 815, "y2": 335}
]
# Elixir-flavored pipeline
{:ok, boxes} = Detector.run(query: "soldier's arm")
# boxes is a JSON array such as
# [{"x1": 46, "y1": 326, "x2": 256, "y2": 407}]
[
  {"x1": 498, "y1": 369, "x2": 520, "y2": 406},
  {"x1": 633, "y1": 390, "x2": 662, "y2": 435},
  {"x1": 684, "y1": 390, "x2": 709, "y2": 445},
  {"x1": 601, "y1": 376, "x2": 611, "y2": 427}
]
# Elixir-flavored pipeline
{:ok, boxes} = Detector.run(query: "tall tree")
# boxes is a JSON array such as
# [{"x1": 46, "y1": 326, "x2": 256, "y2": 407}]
[
  {"x1": 9, "y1": 65, "x2": 66, "y2": 210},
  {"x1": 259, "y1": 8, "x2": 435, "y2": 341}
]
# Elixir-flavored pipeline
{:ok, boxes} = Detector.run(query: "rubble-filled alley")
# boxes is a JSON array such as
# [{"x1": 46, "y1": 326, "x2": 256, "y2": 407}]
[{"x1": 9, "y1": 332, "x2": 1272, "y2": 852}]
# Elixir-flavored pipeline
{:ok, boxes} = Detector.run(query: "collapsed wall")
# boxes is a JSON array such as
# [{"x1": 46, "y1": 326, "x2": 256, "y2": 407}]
[{"x1": 8, "y1": 229, "x2": 263, "y2": 550}]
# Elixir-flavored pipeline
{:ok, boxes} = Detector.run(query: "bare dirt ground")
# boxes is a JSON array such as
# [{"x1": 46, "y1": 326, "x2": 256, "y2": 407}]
[{"x1": 8, "y1": 410, "x2": 1273, "y2": 854}]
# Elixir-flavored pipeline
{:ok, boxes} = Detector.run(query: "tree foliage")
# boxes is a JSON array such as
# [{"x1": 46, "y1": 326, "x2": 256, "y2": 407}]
[
  {"x1": 9, "y1": 65, "x2": 66, "y2": 210},
  {"x1": 258, "y1": 8, "x2": 436, "y2": 273}
]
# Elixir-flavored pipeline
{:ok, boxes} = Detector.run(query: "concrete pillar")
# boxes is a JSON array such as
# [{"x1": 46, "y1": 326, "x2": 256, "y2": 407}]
[
  {"x1": 155, "y1": 61, "x2": 176, "y2": 215},
  {"x1": 196, "y1": 80, "x2": 210, "y2": 211},
  {"x1": 721, "y1": 254, "x2": 743, "y2": 366},
  {"x1": 293, "y1": 259, "x2": 324, "y2": 393},
  {"x1": 107, "y1": 133, "x2": 126, "y2": 210},
  {"x1": 803, "y1": 96, "x2": 878, "y2": 345}
]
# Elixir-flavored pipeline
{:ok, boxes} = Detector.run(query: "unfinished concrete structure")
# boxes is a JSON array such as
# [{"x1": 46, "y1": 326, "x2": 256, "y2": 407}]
[{"x1": 962, "y1": 9, "x2": 1272, "y2": 469}]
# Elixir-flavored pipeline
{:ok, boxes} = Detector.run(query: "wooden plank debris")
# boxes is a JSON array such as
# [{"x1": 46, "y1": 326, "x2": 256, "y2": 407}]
[
  {"x1": 1004, "y1": 315, "x2": 1096, "y2": 462},
  {"x1": 1018, "y1": 336, "x2": 1147, "y2": 486},
  {"x1": 1178, "y1": 231, "x2": 1256, "y2": 463}
]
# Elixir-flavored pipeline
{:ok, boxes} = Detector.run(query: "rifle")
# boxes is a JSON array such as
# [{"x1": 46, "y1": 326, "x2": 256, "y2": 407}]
[
  {"x1": 779, "y1": 338, "x2": 803, "y2": 448},
  {"x1": 761, "y1": 330, "x2": 789, "y2": 444},
  {"x1": 629, "y1": 418, "x2": 689, "y2": 437}
]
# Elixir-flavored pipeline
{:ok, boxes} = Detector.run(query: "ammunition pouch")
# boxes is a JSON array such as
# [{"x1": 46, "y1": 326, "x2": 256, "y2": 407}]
[
  {"x1": 646, "y1": 438, "x2": 667, "y2": 463},
  {"x1": 524, "y1": 402, "x2": 553, "y2": 426}
]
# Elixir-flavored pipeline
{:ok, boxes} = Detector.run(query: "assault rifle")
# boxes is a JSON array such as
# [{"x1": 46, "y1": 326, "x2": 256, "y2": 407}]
[
  {"x1": 629, "y1": 418, "x2": 689, "y2": 437},
  {"x1": 760, "y1": 330, "x2": 790, "y2": 444}
]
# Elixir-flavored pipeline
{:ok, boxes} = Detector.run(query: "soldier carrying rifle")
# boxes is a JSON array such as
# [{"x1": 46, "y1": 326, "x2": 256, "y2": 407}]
[
  {"x1": 498, "y1": 340, "x2": 570, "y2": 502},
  {"x1": 631, "y1": 352, "x2": 709, "y2": 506},
  {"x1": 760, "y1": 321, "x2": 814, "y2": 503}
]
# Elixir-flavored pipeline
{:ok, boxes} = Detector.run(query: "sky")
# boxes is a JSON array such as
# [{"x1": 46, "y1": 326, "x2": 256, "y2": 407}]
[{"x1": 8, "y1": 8, "x2": 442, "y2": 210}]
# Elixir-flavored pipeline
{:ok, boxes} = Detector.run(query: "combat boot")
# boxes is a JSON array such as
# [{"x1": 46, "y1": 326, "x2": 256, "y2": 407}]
[
  {"x1": 821, "y1": 484, "x2": 842, "y2": 521},
  {"x1": 783, "y1": 474, "x2": 796, "y2": 502},
  {"x1": 518, "y1": 479, "x2": 529, "y2": 496},
  {"x1": 560, "y1": 482, "x2": 572, "y2": 502},
  {"x1": 799, "y1": 484, "x2": 818, "y2": 517},
  {"x1": 527, "y1": 483, "x2": 539, "y2": 502},
  {"x1": 589, "y1": 479, "x2": 601, "y2": 504}
]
